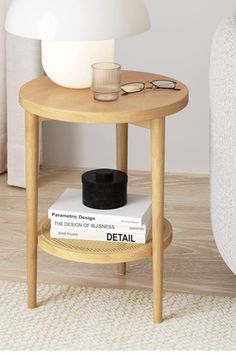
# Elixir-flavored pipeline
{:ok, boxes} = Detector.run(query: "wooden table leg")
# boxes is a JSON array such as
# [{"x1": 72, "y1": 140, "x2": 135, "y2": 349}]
[
  {"x1": 116, "y1": 123, "x2": 128, "y2": 276},
  {"x1": 25, "y1": 112, "x2": 39, "y2": 309},
  {"x1": 151, "y1": 117, "x2": 165, "y2": 323}
]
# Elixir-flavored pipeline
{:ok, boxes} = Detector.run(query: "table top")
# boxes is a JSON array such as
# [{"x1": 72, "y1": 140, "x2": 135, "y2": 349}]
[{"x1": 20, "y1": 70, "x2": 189, "y2": 124}]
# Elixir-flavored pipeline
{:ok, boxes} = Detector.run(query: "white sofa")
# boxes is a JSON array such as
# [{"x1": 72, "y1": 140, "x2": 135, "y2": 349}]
[{"x1": 210, "y1": 13, "x2": 236, "y2": 275}]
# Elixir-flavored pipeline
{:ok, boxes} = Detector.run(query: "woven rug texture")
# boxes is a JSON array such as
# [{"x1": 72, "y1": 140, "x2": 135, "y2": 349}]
[{"x1": 0, "y1": 281, "x2": 235, "y2": 350}]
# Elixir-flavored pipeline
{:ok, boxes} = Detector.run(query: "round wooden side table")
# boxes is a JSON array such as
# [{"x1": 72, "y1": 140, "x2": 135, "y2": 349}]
[{"x1": 20, "y1": 70, "x2": 189, "y2": 323}]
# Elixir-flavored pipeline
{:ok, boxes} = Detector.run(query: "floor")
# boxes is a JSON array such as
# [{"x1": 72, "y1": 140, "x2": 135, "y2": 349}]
[{"x1": 0, "y1": 168, "x2": 235, "y2": 297}]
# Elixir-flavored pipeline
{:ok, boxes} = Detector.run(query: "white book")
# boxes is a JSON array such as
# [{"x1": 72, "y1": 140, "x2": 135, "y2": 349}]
[
  {"x1": 50, "y1": 213, "x2": 151, "y2": 233},
  {"x1": 48, "y1": 189, "x2": 151, "y2": 227},
  {"x1": 50, "y1": 222, "x2": 151, "y2": 244}
]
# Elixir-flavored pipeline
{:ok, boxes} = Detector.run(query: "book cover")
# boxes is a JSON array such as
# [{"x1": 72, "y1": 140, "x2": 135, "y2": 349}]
[
  {"x1": 50, "y1": 223, "x2": 151, "y2": 244},
  {"x1": 48, "y1": 189, "x2": 151, "y2": 227},
  {"x1": 50, "y1": 213, "x2": 151, "y2": 233}
]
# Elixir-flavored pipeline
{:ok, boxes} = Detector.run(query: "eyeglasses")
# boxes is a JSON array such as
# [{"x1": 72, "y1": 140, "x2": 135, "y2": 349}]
[{"x1": 121, "y1": 80, "x2": 180, "y2": 96}]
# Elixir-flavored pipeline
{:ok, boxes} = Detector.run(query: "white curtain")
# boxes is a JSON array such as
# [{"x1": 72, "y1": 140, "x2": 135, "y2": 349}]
[
  {"x1": 0, "y1": 0, "x2": 7, "y2": 174},
  {"x1": 1, "y1": 0, "x2": 42, "y2": 187}
]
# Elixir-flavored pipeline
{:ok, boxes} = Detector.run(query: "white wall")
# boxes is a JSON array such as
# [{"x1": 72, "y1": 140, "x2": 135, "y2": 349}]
[{"x1": 43, "y1": 0, "x2": 236, "y2": 174}]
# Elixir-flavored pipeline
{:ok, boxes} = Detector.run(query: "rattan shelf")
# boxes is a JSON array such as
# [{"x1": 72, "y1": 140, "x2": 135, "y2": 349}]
[{"x1": 38, "y1": 217, "x2": 173, "y2": 264}]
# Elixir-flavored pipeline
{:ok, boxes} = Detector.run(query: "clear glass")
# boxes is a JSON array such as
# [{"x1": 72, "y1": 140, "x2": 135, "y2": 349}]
[{"x1": 91, "y1": 62, "x2": 121, "y2": 101}]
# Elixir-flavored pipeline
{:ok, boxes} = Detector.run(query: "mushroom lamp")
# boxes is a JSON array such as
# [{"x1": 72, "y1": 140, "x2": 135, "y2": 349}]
[{"x1": 5, "y1": 0, "x2": 150, "y2": 88}]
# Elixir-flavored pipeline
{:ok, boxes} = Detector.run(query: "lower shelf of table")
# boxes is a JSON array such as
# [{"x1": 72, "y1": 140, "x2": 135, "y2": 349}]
[{"x1": 38, "y1": 218, "x2": 173, "y2": 264}]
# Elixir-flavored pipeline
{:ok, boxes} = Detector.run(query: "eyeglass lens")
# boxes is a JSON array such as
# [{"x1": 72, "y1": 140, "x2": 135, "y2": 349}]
[
  {"x1": 152, "y1": 80, "x2": 176, "y2": 89},
  {"x1": 121, "y1": 82, "x2": 145, "y2": 93}
]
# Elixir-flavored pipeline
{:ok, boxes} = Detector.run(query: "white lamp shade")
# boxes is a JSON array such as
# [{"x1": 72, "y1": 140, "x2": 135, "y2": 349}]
[
  {"x1": 5, "y1": 0, "x2": 150, "y2": 41},
  {"x1": 42, "y1": 40, "x2": 115, "y2": 88}
]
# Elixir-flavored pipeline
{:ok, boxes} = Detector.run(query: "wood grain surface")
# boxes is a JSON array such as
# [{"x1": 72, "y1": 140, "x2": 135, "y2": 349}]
[
  {"x1": 0, "y1": 168, "x2": 235, "y2": 297},
  {"x1": 19, "y1": 71, "x2": 188, "y2": 124}
]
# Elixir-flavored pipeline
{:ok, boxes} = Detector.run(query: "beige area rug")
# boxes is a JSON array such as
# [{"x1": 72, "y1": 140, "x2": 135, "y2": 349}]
[{"x1": 0, "y1": 281, "x2": 236, "y2": 351}]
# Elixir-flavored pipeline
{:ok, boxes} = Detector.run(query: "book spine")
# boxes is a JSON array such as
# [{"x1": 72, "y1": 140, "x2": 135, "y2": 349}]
[
  {"x1": 50, "y1": 218, "x2": 147, "y2": 233},
  {"x1": 141, "y1": 205, "x2": 152, "y2": 226},
  {"x1": 50, "y1": 227, "x2": 147, "y2": 244},
  {"x1": 48, "y1": 209, "x2": 147, "y2": 227}
]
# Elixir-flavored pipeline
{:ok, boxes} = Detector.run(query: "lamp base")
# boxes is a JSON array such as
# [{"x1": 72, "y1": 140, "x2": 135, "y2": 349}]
[{"x1": 41, "y1": 40, "x2": 115, "y2": 89}]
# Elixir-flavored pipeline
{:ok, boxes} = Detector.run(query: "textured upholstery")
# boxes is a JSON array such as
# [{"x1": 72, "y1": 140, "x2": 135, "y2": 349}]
[{"x1": 210, "y1": 13, "x2": 236, "y2": 274}]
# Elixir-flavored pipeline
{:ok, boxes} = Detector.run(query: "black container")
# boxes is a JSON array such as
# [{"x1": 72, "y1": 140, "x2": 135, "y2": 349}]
[{"x1": 82, "y1": 168, "x2": 128, "y2": 210}]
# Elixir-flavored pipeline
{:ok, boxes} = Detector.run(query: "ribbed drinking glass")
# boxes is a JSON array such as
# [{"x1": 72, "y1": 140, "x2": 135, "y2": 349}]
[{"x1": 92, "y1": 62, "x2": 121, "y2": 101}]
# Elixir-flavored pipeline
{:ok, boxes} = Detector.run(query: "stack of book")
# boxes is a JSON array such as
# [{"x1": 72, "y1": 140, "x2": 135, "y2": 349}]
[{"x1": 48, "y1": 189, "x2": 152, "y2": 244}]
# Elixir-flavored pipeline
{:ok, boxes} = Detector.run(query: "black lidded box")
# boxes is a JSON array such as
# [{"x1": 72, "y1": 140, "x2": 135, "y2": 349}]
[{"x1": 82, "y1": 168, "x2": 128, "y2": 210}]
